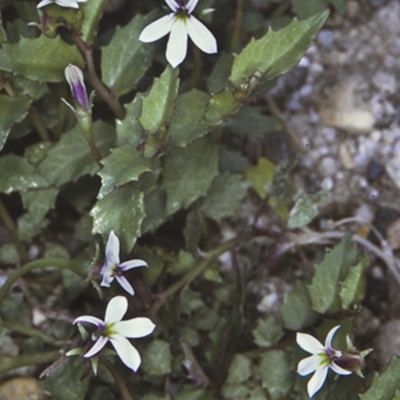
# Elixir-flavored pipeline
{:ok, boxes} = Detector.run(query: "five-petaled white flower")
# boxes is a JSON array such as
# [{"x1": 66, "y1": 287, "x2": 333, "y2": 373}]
[
  {"x1": 37, "y1": 0, "x2": 87, "y2": 8},
  {"x1": 101, "y1": 231, "x2": 148, "y2": 296},
  {"x1": 297, "y1": 326, "x2": 352, "y2": 398},
  {"x1": 139, "y1": 0, "x2": 217, "y2": 68},
  {"x1": 73, "y1": 296, "x2": 155, "y2": 372}
]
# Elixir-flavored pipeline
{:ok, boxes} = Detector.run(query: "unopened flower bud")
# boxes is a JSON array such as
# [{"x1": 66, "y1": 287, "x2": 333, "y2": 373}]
[{"x1": 64, "y1": 64, "x2": 89, "y2": 112}]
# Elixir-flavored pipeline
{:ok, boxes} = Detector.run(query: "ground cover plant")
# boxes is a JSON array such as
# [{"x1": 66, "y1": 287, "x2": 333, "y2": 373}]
[{"x1": 0, "y1": 0, "x2": 399, "y2": 399}]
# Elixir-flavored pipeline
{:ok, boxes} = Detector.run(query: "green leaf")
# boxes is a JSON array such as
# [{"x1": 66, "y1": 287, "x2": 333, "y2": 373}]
[
  {"x1": 291, "y1": 0, "x2": 329, "y2": 19},
  {"x1": 229, "y1": 11, "x2": 329, "y2": 89},
  {"x1": 42, "y1": 358, "x2": 89, "y2": 400},
  {"x1": 17, "y1": 213, "x2": 49, "y2": 242},
  {"x1": 116, "y1": 94, "x2": 144, "y2": 147},
  {"x1": 0, "y1": 35, "x2": 84, "y2": 82},
  {"x1": 339, "y1": 254, "x2": 368, "y2": 310},
  {"x1": 359, "y1": 357, "x2": 400, "y2": 400},
  {"x1": 202, "y1": 174, "x2": 249, "y2": 220},
  {"x1": 0, "y1": 95, "x2": 31, "y2": 151},
  {"x1": 90, "y1": 184, "x2": 145, "y2": 253},
  {"x1": 21, "y1": 188, "x2": 58, "y2": 226},
  {"x1": 245, "y1": 157, "x2": 276, "y2": 199},
  {"x1": 39, "y1": 121, "x2": 116, "y2": 186},
  {"x1": 168, "y1": 89, "x2": 210, "y2": 147},
  {"x1": 141, "y1": 187, "x2": 167, "y2": 234},
  {"x1": 139, "y1": 65, "x2": 179, "y2": 134},
  {"x1": 98, "y1": 146, "x2": 152, "y2": 199},
  {"x1": 142, "y1": 340, "x2": 172, "y2": 376},
  {"x1": 307, "y1": 234, "x2": 357, "y2": 314},
  {"x1": 280, "y1": 281, "x2": 318, "y2": 330},
  {"x1": 287, "y1": 196, "x2": 319, "y2": 228},
  {"x1": 101, "y1": 12, "x2": 156, "y2": 96},
  {"x1": 204, "y1": 87, "x2": 240, "y2": 126},
  {"x1": 259, "y1": 350, "x2": 294, "y2": 400},
  {"x1": 253, "y1": 315, "x2": 284, "y2": 348},
  {"x1": 0, "y1": 154, "x2": 47, "y2": 194},
  {"x1": 225, "y1": 354, "x2": 252, "y2": 384},
  {"x1": 207, "y1": 52, "x2": 234, "y2": 93},
  {"x1": 81, "y1": 0, "x2": 109, "y2": 46},
  {"x1": 162, "y1": 137, "x2": 219, "y2": 215}
]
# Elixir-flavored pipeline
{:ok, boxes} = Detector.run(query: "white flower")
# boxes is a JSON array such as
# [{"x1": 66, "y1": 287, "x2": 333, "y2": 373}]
[
  {"x1": 37, "y1": 0, "x2": 87, "y2": 9},
  {"x1": 73, "y1": 296, "x2": 155, "y2": 372},
  {"x1": 101, "y1": 231, "x2": 148, "y2": 296},
  {"x1": 139, "y1": 0, "x2": 217, "y2": 68},
  {"x1": 297, "y1": 326, "x2": 352, "y2": 398}
]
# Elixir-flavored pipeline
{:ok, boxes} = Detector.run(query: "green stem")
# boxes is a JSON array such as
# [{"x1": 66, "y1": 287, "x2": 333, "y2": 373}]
[
  {"x1": 30, "y1": 106, "x2": 51, "y2": 141},
  {"x1": 148, "y1": 233, "x2": 254, "y2": 317},
  {"x1": 101, "y1": 358, "x2": 134, "y2": 400},
  {"x1": 72, "y1": 33, "x2": 126, "y2": 120},
  {"x1": 0, "y1": 259, "x2": 86, "y2": 309},
  {"x1": 86, "y1": 135, "x2": 102, "y2": 166},
  {"x1": 230, "y1": 0, "x2": 244, "y2": 52},
  {"x1": 0, "y1": 351, "x2": 60, "y2": 375}
]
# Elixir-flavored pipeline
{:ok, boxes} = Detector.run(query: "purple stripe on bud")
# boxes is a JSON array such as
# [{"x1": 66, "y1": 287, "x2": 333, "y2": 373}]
[{"x1": 64, "y1": 64, "x2": 89, "y2": 112}]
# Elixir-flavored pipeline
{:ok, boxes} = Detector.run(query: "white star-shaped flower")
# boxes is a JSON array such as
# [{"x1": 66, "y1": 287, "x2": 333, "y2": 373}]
[
  {"x1": 297, "y1": 325, "x2": 352, "y2": 398},
  {"x1": 37, "y1": 0, "x2": 87, "y2": 9},
  {"x1": 73, "y1": 296, "x2": 155, "y2": 372},
  {"x1": 100, "y1": 231, "x2": 148, "y2": 296},
  {"x1": 139, "y1": 0, "x2": 217, "y2": 68}
]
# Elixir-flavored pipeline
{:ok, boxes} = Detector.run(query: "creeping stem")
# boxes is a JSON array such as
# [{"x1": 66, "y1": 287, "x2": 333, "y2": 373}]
[{"x1": 0, "y1": 259, "x2": 86, "y2": 309}]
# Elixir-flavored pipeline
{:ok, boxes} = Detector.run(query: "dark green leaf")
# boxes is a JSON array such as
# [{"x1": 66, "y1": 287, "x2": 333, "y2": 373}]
[
  {"x1": 162, "y1": 137, "x2": 219, "y2": 215},
  {"x1": 142, "y1": 340, "x2": 172, "y2": 376},
  {"x1": 141, "y1": 187, "x2": 167, "y2": 234},
  {"x1": 253, "y1": 315, "x2": 284, "y2": 348},
  {"x1": 98, "y1": 146, "x2": 152, "y2": 199},
  {"x1": 207, "y1": 52, "x2": 234, "y2": 93},
  {"x1": 81, "y1": 0, "x2": 109, "y2": 45},
  {"x1": 39, "y1": 121, "x2": 116, "y2": 186},
  {"x1": 0, "y1": 36, "x2": 84, "y2": 82},
  {"x1": 101, "y1": 12, "x2": 156, "y2": 96},
  {"x1": 168, "y1": 89, "x2": 210, "y2": 147},
  {"x1": 0, "y1": 95, "x2": 31, "y2": 151},
  {"x1": 90, "y1": 184, "x2": 145, "y2": 253},
  {"x1": 21, "y1": 188, "x2": 58, "y2": 225}
]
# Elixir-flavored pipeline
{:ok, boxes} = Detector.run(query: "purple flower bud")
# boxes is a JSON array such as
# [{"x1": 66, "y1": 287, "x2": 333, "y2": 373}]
[{"x1": 64, "y1": 64, "x2": 89, "y2": 112}]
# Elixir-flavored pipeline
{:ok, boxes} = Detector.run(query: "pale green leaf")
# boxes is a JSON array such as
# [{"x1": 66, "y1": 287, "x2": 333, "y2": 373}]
[
  {"x1": 101, "y1": 12, "x2": 156, "y2": 96},
  {"x1": 142, "y1": 340, "x2": 172, "y2": 376},
  {"x1": 98, "y1": 146, "x2": 152, "y2": 199},
  {"x1": 229, "y1": 11, "x2": 329, "y2": 88},
  {"x1": 139, "y1": 65, "x2": 179, "y2": 134},
  {"x1": 204, "y1": 87, "x2": 240, "y2": 126},
  {"x1": 0, "y1": 36, "x2": 84, "y2": 82},
  {"x1": 308, "y1": 234, "x2": 357, "y2": 314},
  {"x1": 39, "y1": 121, "x2": 116, "y2": 186},
  {"x1": 245, "y1": 157, "x2": 276, "y2": 199},
  {"x1": 288, "y1": 196, "x2": 319, "y2": 228},
  {"x1": 360, "y1": 357, "x2": 400, "y2": 400},
  {"x1": 162, "y1": 137, "x2": 219, "y2": 215},
  {"x1": 339, "y1": 254, "x2": 368, "y2": 310},
  {"x1": 90, "y1": 184, "x2": 145, "y2": 253},
  {"x1": 253, "y1": 315, "x2": 284, "y2": 348}
]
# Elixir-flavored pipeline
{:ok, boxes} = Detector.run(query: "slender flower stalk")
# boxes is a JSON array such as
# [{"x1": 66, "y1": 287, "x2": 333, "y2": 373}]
[
  {"x1": 296, "y1": 326, "x2": 353, "y2": 398},
  {"x1": 37, "y1": 0, "x2": 87, "y2": 8},
  {"x1": 100, "y1": 231, "x2": 148, "y2": 296},
  {"x1": 139, "y1": 0, "x2": 217, "y2": 68},
  {"x1": 73, "y1": 296, "x2": 155, "y2": 372}
]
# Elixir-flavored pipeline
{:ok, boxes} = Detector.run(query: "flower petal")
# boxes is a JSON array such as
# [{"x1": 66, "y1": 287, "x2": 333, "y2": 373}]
[
  {"x1": 297, "y1": 355, "x2": 321, "y2": 376},
  {"x1": 165, "y1": 0, "x2": 179, "y2": 12},
  {"x1": 166, "y1": 19, "x2": 188, "y2": 68},
  {"x1": 330, "y1": 362, "x2": 353, "y2": 376},
  {"x1": 186, "y1": 16, "x2": 217, "y2": 54},
  {"x1": 73, "y1": 315, "x2": 103, "y2": 326},
  {"x1": 84, "y1": 336, "x2": 108, "y2": 358},
  {"x1": 186, "y1": 0, "x2": 199, "y2": 14},
  {"x1": 325, "y1": 325, "x2": 341, "y2": 348},
  {"x1": 116, "y1": 276, "x2": 135, "y2": 296},
  {"x1": 139, "y1": 14, "x2": 175, "y2": 43},
  {"x1": 37, "y1": 0, "x2": 53, "y2": 7},
  {"x1": 119, "y1": 259, "x2": 148, "y2": 271},
  {"x1": 307, "y1": 365, "x2": 329, "y2": 398},
  {"x1": 105, "y1": 230, "x2": 120, "y2": 265},
  {"x1": 105, "y1": 296, "x2": 128, "y2": 324},
  {"x1": 114, "y1": 317, "x2": 156, "y2": 338},
  {"x1": 296, "y1": 332, "x2": 325, "y2": 354},
  {"x1": 110, "y1": 335, "x2": 142, "y2": 372},
  {"x1": 100, "y1": 267, "x2": 114, "y2": 287},
  {"x1": 56, "y1": 0, "x2": 80, "y2": 7}
]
